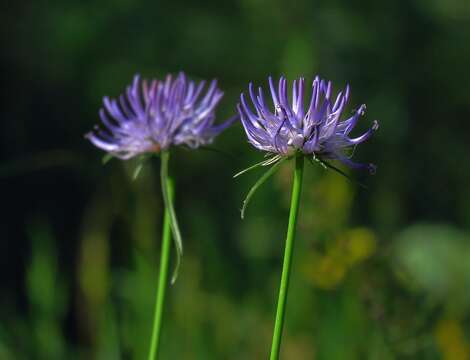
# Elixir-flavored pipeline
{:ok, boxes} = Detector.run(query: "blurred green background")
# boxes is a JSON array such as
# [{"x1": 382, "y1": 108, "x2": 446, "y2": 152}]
[{"x1": 1, "y1": 0, "x2": 470, "y2": 359}]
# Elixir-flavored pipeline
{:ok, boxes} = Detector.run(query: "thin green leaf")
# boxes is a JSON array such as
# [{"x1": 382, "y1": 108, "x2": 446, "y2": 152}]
[
  {"x1": 241, "y1": 158, "x2": 286, "y2": 219},
  {"x1": 312, "y1": 157, "x2": 367, "y2": 189},
  {"x1": 234, "y1": 155, "x2": 281, "y2": 178},
  {"x1": 160, "y1": 151, "x2": 183, "y2": 284},
  {"x1": 102, "y1": 153, "x2": 114, "y2": 165},
  {"x1": 132, "y1": 162, "x2": 144, "y2": 180}
]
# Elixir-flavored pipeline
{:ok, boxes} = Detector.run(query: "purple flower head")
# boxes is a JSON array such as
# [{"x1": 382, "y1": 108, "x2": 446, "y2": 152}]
[
  {"x1": 237, "y1": 76, "x2": 379, "y2": 173},
  {"x1": 86, "y1": 72, "x2": 234, "y2": 159}
]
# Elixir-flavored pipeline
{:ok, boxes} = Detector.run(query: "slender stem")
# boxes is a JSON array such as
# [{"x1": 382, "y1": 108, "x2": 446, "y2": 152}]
[
  {"x1": 148, "y1": 176, "x2": 174, "y2": 360},
  {"x1": 270, "y1": 154, "x2": 304, "y2": 360}
]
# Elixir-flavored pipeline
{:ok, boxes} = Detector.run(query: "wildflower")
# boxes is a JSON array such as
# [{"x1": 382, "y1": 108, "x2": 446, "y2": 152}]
[
  {"x1": 236, "y1": 76, "x2": 379, "y2": 359},
  {"x1": 86, "y1": 72, "x2": 233, "y2": 159},
  {"x1": 237, "y1": 76, "x2": 378, "y2": 173},
  {"x1": 86, "y1": 71, "x2": 234, "y2": 281},
  {"x1": 86, "y1": 72, "x2": 235, "y2": 360}
]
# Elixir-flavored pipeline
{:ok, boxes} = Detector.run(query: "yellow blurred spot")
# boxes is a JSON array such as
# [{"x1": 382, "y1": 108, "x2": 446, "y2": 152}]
[
  {"x1": 304, "y1": 254, "x2": 346, "y2": 290},
  {"x1": 343, "y1": 227, "x2": 376, "y2": 265},
  {"x1": 303, "y1": 227, "x2": 376, "y2": 289},
  {"x1": 78, "y1": 232, "x2": 109, "y2": 305},
  {"x1": 324, "y1": 171, "x2": 353, "y2": 214},
  {"x1": 313, "y1": 172, "x2": 354, "y2": 229},
  {"x1": 435, "y1": 319, "x2": 470, "y2": 360}
]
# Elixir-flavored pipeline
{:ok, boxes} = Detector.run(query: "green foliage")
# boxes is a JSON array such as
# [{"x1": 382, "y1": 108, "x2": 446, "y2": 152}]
[
  {"x1": 394, "y1": 224, "x2": 470, "y2": 312},
  {"x1": 2, "y1": 0, "x2": 470, "y2": 358},
  {"x1": 25, "y1": 221, "x2": 68, "y2": 359}
]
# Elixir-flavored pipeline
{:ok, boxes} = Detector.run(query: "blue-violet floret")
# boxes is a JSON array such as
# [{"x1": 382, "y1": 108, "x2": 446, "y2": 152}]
[
  {"x1": 86, "y1": 72, "x2": 233, "y2": 159},
  {"x1": 238, "y1": 76, "x2": 378, "y2": 173}
]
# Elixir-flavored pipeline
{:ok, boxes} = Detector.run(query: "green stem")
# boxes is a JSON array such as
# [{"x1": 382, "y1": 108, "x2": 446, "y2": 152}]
[
  {"x1": 148, "y1": 176, "x2": 174, "y2": 360},
  {"x1": 269, "y1": 154, "x2": 304, "y2": 360}
]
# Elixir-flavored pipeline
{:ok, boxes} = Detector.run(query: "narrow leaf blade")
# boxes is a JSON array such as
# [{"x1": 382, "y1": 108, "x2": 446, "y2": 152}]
[
  {"x1": 102, "y1": 153, "x2": 114, "y2": 165},
  {"x1": 133, "y1": 163, "x2": 144, "y2": 180},
  {"x1": 234, "y1": 155, "x2": 281, "y2": 178},
  {"x1": 160, "y1": 151, "x2": 183, "y2": 284},
  {"x1": 314, "y1": 157, "x2": 367, "y2": 189},
  {"x1": 241, "y1": 158, "x2": 286, "y2": 219}
]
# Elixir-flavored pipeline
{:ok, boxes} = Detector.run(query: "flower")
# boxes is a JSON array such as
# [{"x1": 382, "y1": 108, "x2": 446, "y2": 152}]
[
  {"x1": 86, "y1": 72, "x2": 234, "y2": 159},
  {"x1": 237, "y1": 76, "x2": 378, "y2": 173}
]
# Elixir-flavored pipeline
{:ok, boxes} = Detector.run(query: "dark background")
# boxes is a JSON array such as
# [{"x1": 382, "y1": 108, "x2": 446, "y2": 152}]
[{"x1": 1, "y1": 0, "x2": 470, "y2": 358}]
